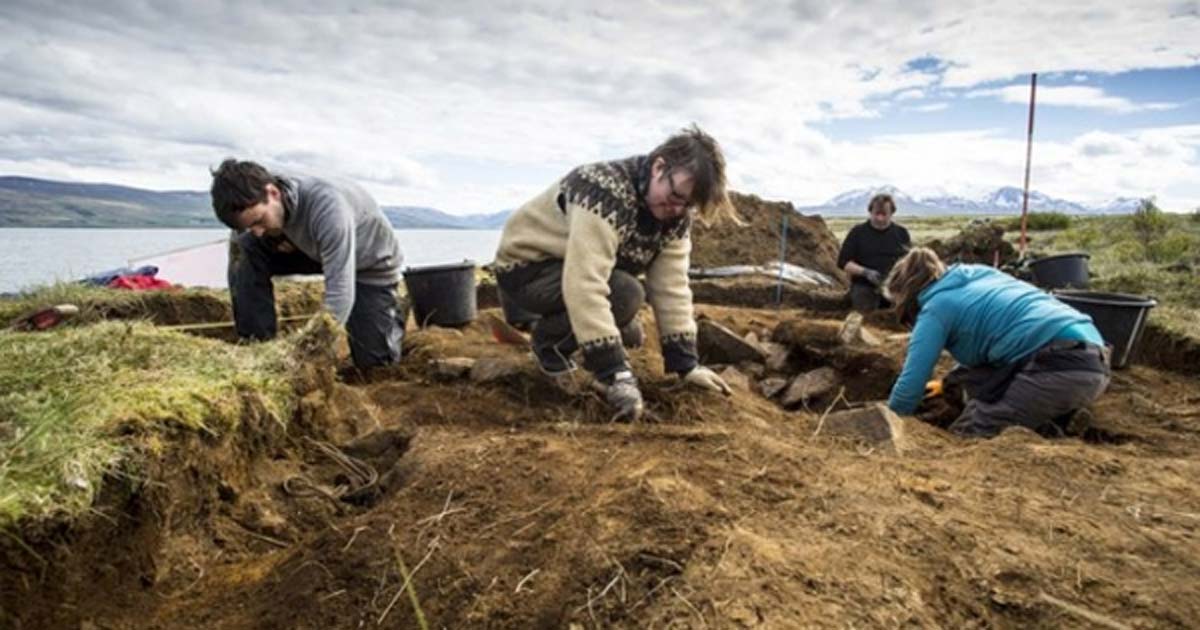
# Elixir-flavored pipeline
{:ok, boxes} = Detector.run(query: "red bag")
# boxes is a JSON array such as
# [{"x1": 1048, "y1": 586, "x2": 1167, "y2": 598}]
[{"x1": 107, "y1": 275, "x2": 175, "y2": 291}]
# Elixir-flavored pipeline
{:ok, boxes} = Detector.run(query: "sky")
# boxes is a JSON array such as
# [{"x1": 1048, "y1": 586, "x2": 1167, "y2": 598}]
[{"x1": 1, "y1": 1, "x2": 1198, "y2": 215}]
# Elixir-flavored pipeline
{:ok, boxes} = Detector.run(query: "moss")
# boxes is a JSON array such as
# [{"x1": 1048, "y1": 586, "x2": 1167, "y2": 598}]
[{"x1": 0, "y1": 321, "x2": 298, "y2": 527}]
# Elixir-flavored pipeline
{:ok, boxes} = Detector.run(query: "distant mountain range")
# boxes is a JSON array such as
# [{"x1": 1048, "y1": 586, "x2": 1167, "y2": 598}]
[
  {"x1": 798, "y1": 185, "x2": 1142, "y2": 216},
  {"x1": 0, "y1": 176, "x2": 510, "y2": 229},
  {"x1": 0, "y1": 176, "x2": 1145, "y2": 229}
]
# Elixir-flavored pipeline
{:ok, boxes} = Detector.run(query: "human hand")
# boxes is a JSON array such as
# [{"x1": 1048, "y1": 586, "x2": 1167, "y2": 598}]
[
  {"x1": 605, "y1": 371, "x2": 644, "y2": 421},
  {"x1": 861, "y1": 268, "x2": 882, "y2": 286},
  {"x1": 683, "y1": 366, "x2": 732, "y2": 395}
]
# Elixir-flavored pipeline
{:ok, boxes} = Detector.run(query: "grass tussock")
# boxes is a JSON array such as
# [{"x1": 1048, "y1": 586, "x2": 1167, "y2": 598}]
[
  {"x1": 0, "y1": 283, "x2": 155, "y2": 326},
  {"x1": 0, "y1": 321, "x2": 298, "y2": 528}
]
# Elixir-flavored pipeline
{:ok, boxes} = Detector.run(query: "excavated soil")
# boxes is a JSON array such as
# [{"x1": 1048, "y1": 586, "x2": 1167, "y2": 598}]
[
  {"x1": 691, "y1": 192, "x2": 846, "y2": 282},
  {"x1": 3, "y1": 302, "x2": 1199, "y2": 629}
]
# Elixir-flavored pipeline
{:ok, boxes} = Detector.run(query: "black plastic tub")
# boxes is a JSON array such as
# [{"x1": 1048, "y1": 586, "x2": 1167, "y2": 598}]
[
  {"x1": 403, "y1": 261, "x2": 478, "y2": 327},
  {"x1": 1054, "y1": 290, "x2": 1157, "y2": 369},
  {"x1": 1029, "y1": 252, "x2": 1090, "y2": 289}
]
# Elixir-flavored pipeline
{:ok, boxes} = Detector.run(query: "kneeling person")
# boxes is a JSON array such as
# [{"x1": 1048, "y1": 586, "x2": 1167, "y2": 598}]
[
  {"x1": 884, "y1": 247, "x2": 1110, "y2": 437},
  {"x1": 837, "y1": 193, "x2": 910, "y2": 312},
  {"x1": 211, "y1": 159, "x2": 405, "y2": 368},
  {"x1": 493, "y1": 125, "x2": 732, "y2": 421}
]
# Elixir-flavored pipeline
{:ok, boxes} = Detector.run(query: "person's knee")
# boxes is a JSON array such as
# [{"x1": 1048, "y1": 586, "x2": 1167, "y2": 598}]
[{"x1": 609, "y1": 270, "x2": 645, "y2": 325}]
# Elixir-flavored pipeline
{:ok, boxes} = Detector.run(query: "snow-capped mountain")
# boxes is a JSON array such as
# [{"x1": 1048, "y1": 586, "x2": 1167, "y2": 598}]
[{"x1": 797, "y1": 186, "x2": 1144, "y2": 216}]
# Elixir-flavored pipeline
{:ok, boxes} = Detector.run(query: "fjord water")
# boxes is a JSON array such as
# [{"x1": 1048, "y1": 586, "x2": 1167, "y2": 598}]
[{"x1": 0, "y1": 228, "x2": 502, "y2": 293}]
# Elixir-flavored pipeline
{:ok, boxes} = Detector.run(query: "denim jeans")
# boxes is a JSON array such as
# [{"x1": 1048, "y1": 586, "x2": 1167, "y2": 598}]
[{"x1": 228, "y1": 232, "x2": 403, "y2": 368}]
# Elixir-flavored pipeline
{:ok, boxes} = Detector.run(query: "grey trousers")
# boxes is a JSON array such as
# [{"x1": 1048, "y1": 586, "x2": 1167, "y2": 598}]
[
  {"x1": 228, "y1": 232, "x2": 404, "y2": 369},
  {"x1": 949, "y1": 343, "x2": 1110, "y2": 438},
  {"x1": 496, "y1": 260, "x2": 644, "y2": 376}
]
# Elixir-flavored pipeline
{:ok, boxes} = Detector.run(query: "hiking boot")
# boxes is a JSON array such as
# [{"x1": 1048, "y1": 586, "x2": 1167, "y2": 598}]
[
  {"x1": 532, "y1": 342, "x2": 576, "y2": 375},
  {"x1": 1065, "y1": 407, "x2": 1095, "y2": 435},
  {"x1": 532, "y1": 350, "x2": 587, "y2": 396}
]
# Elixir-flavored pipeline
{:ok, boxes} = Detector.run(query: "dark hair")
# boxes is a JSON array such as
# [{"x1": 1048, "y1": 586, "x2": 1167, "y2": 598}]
[
  {"x1": 648, "y1": 124, "x2": 727, "y2": 219},
  {"x1": 210, "y1": 158, "x2": 278, "y2": 229},
  {"x1": 868, "y1": 193, "x2": 896, "y2": 215}
]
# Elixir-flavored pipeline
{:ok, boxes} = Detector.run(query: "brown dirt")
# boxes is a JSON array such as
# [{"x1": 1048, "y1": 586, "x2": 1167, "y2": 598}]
[
  {"x1": 1132, "y1": 321, "x2": 1200, "y2": 376},
  {"x1": 3, "y1": 306, "x2": 1200, "y2": 629},
  {"x1": 929, "y1": 219, "x2": 1019, "y2": 266},
  {"x1": 691, "y1": 192, "x2": 846, "y2": 284}
]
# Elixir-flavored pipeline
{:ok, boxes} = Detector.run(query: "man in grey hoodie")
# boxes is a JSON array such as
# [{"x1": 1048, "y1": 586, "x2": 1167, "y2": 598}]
[{"x1": 210, "y1": 159, "x2": 405, "y2": 368}]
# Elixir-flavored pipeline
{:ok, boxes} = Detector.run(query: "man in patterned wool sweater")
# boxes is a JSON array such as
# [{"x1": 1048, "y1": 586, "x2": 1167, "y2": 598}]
[{"x1": 494, "y1": 125, "x2": 732, "y2": 421}]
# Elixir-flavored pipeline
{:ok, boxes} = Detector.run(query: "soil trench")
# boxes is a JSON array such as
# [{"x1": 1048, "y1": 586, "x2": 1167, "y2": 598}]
[{"x1": 3, "y1": 304, "x2": 1200, "y2": 629}]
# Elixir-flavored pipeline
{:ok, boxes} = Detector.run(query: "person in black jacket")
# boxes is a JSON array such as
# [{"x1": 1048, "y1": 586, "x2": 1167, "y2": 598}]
[{"x1": 837, "y1": 193, "x2": 911, "y2": 312}]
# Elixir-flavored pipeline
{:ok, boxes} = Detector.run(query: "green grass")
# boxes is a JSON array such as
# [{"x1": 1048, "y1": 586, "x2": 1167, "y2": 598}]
[
  {"x1": 825, "y1": 212, "x2": 1200, "y2": 341},
  {"x1": 0, "y1": 321, "x2": 298, "y2": 528},
  {"x1": 0, "y1": 283, "x2": 155, "y2": 326}
]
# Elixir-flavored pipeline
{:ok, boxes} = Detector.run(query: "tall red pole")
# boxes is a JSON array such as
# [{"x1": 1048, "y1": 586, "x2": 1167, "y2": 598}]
[{"x1": 1019, "y1": 73, "x2": 1038, "y2": 256}]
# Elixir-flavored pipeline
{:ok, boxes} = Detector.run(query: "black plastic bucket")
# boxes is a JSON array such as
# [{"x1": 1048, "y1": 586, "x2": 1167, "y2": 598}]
[
  {"x1": 1053, "y1": 290, "x2": 1157, "y2": 369},
  {"x1": 498, "y1": 286, "x2": 539, "y2": 332},
  {"x1": 403, "y1": 261, "x2": 478, "y2": 327},
  {"x1": 1029, "y1": 252, "x2": 1090, "y2": 289}
]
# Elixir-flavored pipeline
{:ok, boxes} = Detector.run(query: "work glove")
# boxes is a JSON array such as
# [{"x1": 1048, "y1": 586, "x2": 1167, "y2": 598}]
[
  {"x1": 683, "y1": 366, "x2": 732, "y2": 395},
  {"x1": 861, "y1": 268, "x2": 883, "y2": 287},
  {"x1": 605, "y1": 370, "x2": 644, "y2": 422}
]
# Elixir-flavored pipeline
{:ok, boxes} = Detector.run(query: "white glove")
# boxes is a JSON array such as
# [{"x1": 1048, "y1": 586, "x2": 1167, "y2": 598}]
[
  {"x1": 605, "y1": 371, "x2": 644, "y2": 422},
  {"x1": 683, "y1": 366, "x2": 732, "y2": 395}
]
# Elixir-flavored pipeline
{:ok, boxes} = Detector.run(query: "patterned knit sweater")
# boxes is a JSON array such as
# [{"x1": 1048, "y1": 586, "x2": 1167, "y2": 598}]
[{"x1": 493, "y1": 155, "x2": 699, "y2": 377}]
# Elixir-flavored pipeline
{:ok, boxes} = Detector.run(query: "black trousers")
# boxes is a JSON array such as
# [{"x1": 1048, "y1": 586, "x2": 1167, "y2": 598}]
[
  {"x1": 228, "y1": 232, "x2": 404, "y2": 368},
  {"x1": 496, "y1": 260, "x2": 644, "y2": 376}
]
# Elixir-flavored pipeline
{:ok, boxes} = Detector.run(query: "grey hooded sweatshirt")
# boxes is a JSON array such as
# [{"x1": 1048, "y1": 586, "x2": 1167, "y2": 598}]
[{"x1": 279, "y1": 173, "x2": 402, "y2": 323}]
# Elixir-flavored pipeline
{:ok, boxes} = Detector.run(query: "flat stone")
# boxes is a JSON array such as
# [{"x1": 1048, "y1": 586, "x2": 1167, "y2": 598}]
[
  {"x1": 759, "y1": 377, "x2": 789, "y2": 399},
  {"x1": 470, "y1": 357, "x2": 523, "y2": 383},
  {"x1": 736, "y1": 361, "x2": 766, "y2": 379},
  {"x1": 430, "y1": 357, "x2": 476, "y2": 380},
  {"x1": 818, "y1": 404, "x2": 907, "y2": 453},
  {"x1": 762, "y1": 341, "x2": 791, "y2": 372},
  {"x1": 698, "y1": 319, "x2": 768, "y2": 365},
  {"x1": 838, "y1": 312, "x2": 882, "y2": 347},
  {"x1": 781, "y1": 366, "x2": 839, "y2": 408},
  {"x1": 718, "y1": 366, "x2": 751, "y2": 391}
]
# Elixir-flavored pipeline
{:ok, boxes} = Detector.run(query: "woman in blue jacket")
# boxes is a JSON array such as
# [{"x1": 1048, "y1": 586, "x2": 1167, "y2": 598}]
[{"x1": 884, "y1": 247, "x2": 1110, "y2": 437}]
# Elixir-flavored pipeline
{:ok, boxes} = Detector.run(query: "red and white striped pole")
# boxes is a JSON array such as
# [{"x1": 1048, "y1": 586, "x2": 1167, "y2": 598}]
[{"x1": 1019, "y1": 73, "x2": 1038, "y2": 257}]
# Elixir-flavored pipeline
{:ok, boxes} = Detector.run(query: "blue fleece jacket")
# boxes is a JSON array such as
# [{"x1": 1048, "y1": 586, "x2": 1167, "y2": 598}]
[{"x1": 887, "y1": 264, "x2": 1103, "y2": 414}]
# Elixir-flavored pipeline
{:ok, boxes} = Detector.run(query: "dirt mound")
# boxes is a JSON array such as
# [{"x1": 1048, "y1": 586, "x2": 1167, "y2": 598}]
[
  {"x1": 692, "y1": 192, "x2": 845, "y2": 284},
  {"x1": 929, "y1": 218, "x2": 1019, "y2": 266},
  {"x1": 4, "y1": 306, "x2": 1200, "y2": 628}
]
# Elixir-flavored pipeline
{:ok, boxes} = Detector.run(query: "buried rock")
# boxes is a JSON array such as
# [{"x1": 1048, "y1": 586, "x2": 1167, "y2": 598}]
[
  {"x1": 718, "y1": 365, "x2": 752, "y2": 391},
  {"x1": 698, "y1": 318, "x2": 767, "y2": 365},
  {"x1": 816, "y1": 403, "x2": 908, "y2": 453},
  {"x1": 759, "y1": 376, "x2": 789, "y2": 399},
  {"x1": 837, "y1": 312, "x2": 881, "y2": 347},
  {"x1": 470, "y1": 356, "x2": 525, "y2": 383},
  {"x1": 781, "y1": 366, "x2": 839, "y2": 408},
  {"x1": 430, "y1": 357, "x2": 476, "y2": 380}
]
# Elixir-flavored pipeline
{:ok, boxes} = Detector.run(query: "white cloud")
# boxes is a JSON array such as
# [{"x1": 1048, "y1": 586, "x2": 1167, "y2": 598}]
[
  {"x1": 969, "y1": 85, "x2": 1178, "y2": 113},
  {"x1": 909, "y1": 102, "x2": 949, "y2": 112},
  {"x1": 778, "y1": 125, "x2": 1200, "y2": 211},
  {"x1": 0, "y1": 0, "x2": 1197, "y2": 213}
]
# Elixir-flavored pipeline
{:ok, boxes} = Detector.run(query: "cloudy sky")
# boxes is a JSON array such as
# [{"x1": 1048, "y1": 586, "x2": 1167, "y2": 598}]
[{"x1": 1, "y1": 1, "x2": 1198, "y2": 214}]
